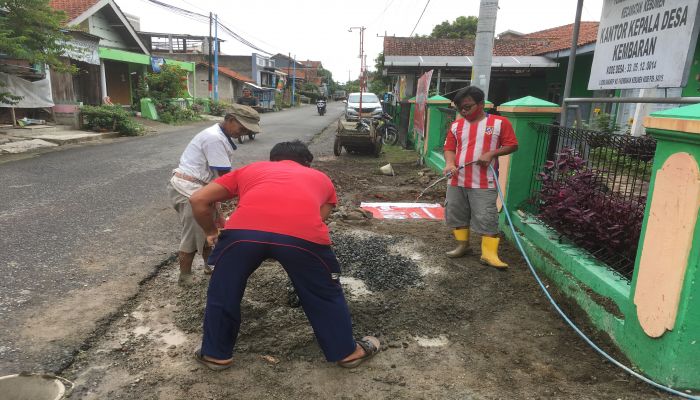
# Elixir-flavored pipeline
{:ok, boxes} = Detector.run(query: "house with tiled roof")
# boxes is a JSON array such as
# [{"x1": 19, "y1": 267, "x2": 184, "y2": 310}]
[
  {"x1": 193, "y1": 62, "x2": 254, "y2": 104},
  {"x1": 383, "y1": 22, "x2": 601, "y2": 107},
  {"x1": 48, "y1": 0, "x2": 194, "y2": 108}
]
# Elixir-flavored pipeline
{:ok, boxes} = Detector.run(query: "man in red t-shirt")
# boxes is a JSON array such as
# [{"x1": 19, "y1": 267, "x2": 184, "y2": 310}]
[
  {"x1": 443, "y1": 86, "x2": 518, "y2": 268},
  {"x1": 188, "y1": 140, "x2": 380, "y2": 370}
]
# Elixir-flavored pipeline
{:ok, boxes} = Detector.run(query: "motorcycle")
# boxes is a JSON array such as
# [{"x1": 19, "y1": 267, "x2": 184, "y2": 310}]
[
  {"x1": 374, "y1": 112, "x2": 398, "y2": 146},
  {"x1": 316, "y1": 99, "x2": 327, "y2": 116}
]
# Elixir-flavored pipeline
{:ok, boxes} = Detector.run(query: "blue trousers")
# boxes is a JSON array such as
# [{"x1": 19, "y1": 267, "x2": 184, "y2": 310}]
[{"x1": 201, "y1": 229, "x2": 357, "y2": 362}]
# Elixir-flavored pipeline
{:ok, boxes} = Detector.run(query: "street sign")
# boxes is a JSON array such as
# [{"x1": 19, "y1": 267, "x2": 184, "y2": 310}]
[{"x1": 588, "y1": 0, "x2": 700, "y2": 90}]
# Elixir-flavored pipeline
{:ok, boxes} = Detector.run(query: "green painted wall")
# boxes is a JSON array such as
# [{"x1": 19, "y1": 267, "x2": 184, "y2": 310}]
[
  {"x1": 544, "y1": 54, "x2": 595, "y2": 100},
  {"x1": 625, "y1": 114, "x2": 700, "y2": 388},
  {"x1": 98, "y1": 48, "x2": 195, "y2": 72},
  {"x1": 498, "y1": 101, "x2": 700, "y2": 389},
  {"x1": 682, "y1": 37, "x2": 700, "y2": 97},
  {"x1": 99, "y1": 47, "x2": 150, "y2": 65}
]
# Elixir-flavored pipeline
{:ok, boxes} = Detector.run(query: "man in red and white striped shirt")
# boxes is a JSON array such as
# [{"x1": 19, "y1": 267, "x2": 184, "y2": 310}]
[{"x1": 443, "y1": 86, "x2": 518, "y2": 268}]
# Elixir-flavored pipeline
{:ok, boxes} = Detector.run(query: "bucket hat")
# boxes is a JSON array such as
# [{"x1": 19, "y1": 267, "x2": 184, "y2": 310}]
[{"x1": 228, "y1": 103, "x2": 261, "y2": 133}]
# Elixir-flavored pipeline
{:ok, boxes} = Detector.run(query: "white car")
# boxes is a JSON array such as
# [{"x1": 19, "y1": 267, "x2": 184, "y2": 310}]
[{"x1": 344, "y1": 92, "x2": 383, "y2": 121}]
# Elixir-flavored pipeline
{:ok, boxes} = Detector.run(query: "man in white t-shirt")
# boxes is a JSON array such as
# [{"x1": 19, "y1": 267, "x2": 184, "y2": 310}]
[{"x1": 167, "y1": 104, "x2": 261, "y2": 286}]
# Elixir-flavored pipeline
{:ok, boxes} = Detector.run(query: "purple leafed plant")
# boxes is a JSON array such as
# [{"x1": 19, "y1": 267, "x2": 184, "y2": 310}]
[{"x1": 537, "y1": 148, "x2": 645, "y2": 276}]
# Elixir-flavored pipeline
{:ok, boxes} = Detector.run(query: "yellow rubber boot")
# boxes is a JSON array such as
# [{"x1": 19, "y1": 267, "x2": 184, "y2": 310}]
[
  {"x1": 446, "y1": 228, "x2": 470, "y2": 258},
  {"x1": 480, "y1": 236, "x2": 508, "y2": 269}
]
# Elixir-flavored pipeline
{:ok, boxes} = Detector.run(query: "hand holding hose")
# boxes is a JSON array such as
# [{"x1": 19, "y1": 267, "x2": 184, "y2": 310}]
[{"x1": 442, "y1": 163, "x2": 459, "y2": 177}]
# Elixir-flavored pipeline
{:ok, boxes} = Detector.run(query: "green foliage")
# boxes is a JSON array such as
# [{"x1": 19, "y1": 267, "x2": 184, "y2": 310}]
[
  {"x1": 344, "y1": 80, "x2": 361, "y2": 93},
  {"x1": 429, "y1": 16, "x2": 478, "y2": 39},
  {"x1": 157, "y1": 102, "x2": 202, "y2": 124},
  {"x1": 139, "y1": 65, "x2": 200, "y2": 124},
  {"x1": 589, "y1": 145, "x2": 654, "y2": 182},
  {"x1": 584, "y1": 111, "x2": 620, "y2": 148},
  {"x1": 274, "y1": 93, "x2": 290, "y2": 109},
  {"x1": 369, "y1": 53, "x2": 391, "y2": 94},
  {"x1": 0, "y1": 0, "x2": 77, "y2": 104},
  {"x1": 81, "y1": 105, "x2": 144, "y2": 136},
  {"x1": 299, "y1": 90, "x2": 321, "y2": 102},
  {"x1": 302, "y1": 82, "x2": 318, "y2": 93},
  {"x1": 590, "y1": 110, "x2": 620, "y2": 135},
  {"x1": 209, "y1": 100, "x2": 231, "y2": 116},
  {"x1": 318, "y1": 67, "x2": 338, "y2": 94},
  {"x1": 142, "y1": 64, "x2": 189, "y2": 102},
  {"x1": 133, "y1": 75, "x2": 149, "y2": 108}
]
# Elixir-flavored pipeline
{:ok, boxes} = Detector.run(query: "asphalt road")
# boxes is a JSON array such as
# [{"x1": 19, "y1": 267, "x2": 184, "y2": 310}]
[{"x1": 0, "y1": 102, "x2": 345, "y2": 374}]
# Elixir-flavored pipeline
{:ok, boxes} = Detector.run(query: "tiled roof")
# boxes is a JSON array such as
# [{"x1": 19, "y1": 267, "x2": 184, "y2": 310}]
[
  {"x1": 302, "y1": 60, "x2": 322, "y2": 69},
  {"x1": 522, "y1": 21, "x2": 600, "y2": 54},
  {"x1": 383, "y1": 37, "x2": 475, "y2": 56},
  {"x1": 383, "y1": 22, "x2": 600, "y2": 57},
  {"x1": 197, "y1": 63, "x2": 253, "y2": 82},
  {"x1": 49, "y1": 0, "x2": 100, "y2": 21}
]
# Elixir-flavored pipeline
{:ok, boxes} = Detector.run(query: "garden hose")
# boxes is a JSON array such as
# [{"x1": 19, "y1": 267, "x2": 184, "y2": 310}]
[{"x1": 490, "y1": 164, "x2": 699, "y2": 400}]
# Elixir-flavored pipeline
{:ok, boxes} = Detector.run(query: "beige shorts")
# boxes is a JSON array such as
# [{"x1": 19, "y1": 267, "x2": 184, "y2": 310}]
[
  {"x1": 167, "y1": 181, "x2": 206, "y2": 254},
  {"x1": 445, "y1": 186, "x2": 499, "y2": 235}
]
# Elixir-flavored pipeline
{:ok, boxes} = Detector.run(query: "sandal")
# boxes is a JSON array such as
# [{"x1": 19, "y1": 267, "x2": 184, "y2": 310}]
[
  {"x1": 337, "y1": 336, "x2": 380, "y2": 369},
  {"x1": 194, "y1": 349, "x2": 233, "y2": 371}
]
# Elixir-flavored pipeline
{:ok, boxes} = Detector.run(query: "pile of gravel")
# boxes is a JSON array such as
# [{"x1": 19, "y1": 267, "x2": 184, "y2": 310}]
[{"x1": 331, "y1": 232, "x2": 422, "y2": 291}]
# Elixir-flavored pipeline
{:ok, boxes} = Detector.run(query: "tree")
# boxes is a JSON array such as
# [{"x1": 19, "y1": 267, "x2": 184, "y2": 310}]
[
  {"x1": 0, "y1": 0, "x2": 75, "y2": 104},
  {"x1": 343, "y1": 80, "x2": 360, "y2": 94},
  {"x1": 318, "y1": 67, "x2": 339, "y2": 95},
  {"x1": 429, "y1": 16, "x2": 478, "y2": 39}
]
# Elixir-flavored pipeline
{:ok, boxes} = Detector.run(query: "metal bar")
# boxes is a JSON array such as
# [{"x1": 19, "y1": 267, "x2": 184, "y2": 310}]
[
  {"x1": 559, "y1": 0, "x2": 584, "y2": 126},
  {"x1": 565, "y1": 97, "x2": 700, "y2": 104}
]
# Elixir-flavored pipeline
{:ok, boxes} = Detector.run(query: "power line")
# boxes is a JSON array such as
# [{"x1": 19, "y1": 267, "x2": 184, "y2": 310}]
[
  {"x1": 409, "y1": 0, "x2": 431, "y2": 37},
  {"x1": 177, "y1": 0, "x2": 208, "y2": 14},
  {"x1": 140, "y1": 0, "x2": 273, "y2": 55},
  {"x1": 368, "y1": 0, "x2": 396, "y2": 28}
]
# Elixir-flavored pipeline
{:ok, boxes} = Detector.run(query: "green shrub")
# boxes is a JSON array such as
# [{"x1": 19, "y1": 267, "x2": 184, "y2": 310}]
[
  {"x1": 209, "y1": 100, "x2": 231, "y2": 116},
  {"x1": 81, "y1": 105, "x2": 144, "y2": 136},
  {"x1": 143, "y1": 64, "x2": 189, "y2": 102},
  {"x1": 274, "y1": 93, "x2": 290, "y2": 109},
  {"x1": 157, "y1": 102, "x2": 202, "y2": 124},
  {"x1": 116, "y1": 118, "x2": 144, "y2": 136}
]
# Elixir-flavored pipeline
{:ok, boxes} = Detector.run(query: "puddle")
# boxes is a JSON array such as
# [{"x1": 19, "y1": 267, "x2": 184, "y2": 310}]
[
  {"x1": 414, "y1": 335, "x2": 449, "y2": 347},
  {"x1": 340, "y1": 277, "x2": 373, "y2": 299}
]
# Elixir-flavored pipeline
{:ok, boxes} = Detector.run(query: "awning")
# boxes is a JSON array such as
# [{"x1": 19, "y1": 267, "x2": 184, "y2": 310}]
[
  {"x1": 384, "y1": 55, "x2": 558, "y2": 68},
  {"x1": 98, "y1": 48, "x2": 195, "y2": 72},
  {"x1": 244, "y1": 82, "x2": 276, "y2": 91}
]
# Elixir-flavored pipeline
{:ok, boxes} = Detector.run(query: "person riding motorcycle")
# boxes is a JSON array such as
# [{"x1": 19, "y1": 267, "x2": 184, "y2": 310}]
[{"x1": 316, "y1": 97, "x2": 327, "y2": 116}]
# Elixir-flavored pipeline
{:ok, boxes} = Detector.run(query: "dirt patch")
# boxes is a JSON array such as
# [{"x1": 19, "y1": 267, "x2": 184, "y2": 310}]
[{"x1": 60, "y1": 123, "x2": 679, "y2": 399}]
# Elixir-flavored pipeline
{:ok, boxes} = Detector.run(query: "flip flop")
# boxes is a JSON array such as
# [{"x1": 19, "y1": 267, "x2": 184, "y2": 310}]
[
  {"x1": 193, "y1": 349, "x2": 233, "y2": 371},
  {"x1": 337, "y1": 336, "x2": 381, "y2": 369}
]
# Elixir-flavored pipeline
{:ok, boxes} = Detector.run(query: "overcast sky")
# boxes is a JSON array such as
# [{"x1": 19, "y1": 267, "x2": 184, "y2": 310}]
[{"x1": 115, "y1": 0, "x2": 604, "y2": 82}]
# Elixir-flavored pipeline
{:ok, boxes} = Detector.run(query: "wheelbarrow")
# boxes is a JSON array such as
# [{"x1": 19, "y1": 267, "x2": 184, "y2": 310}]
[{"x1": 333, "y1": 118, "x2": 382, "y2": 157}]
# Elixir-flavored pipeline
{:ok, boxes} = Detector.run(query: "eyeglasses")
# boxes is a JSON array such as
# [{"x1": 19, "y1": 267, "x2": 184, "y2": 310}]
[{"x1": 458, "y1": 102, "x2": 478, "y2": 112}]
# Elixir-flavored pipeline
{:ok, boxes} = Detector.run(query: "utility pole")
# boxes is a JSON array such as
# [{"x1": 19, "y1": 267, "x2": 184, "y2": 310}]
[
  {"x1": 560, "y1": 0, "x2": 584, "y2": 126},
  {"x1": 349, "y1": 26, "x2": 366, "y2": 113},
  {"x1": 208, "y1": 12, "x2": 213, "y2": 99},
  {"x1": 292, "y1": 54, "x2": 296, "y2": 106},
  {"x1": 214, "y1": 14, "x2": 219, "y2": 101},
  {"x1": 471, "y1": 0, "x2": 498, "y2": 99}
]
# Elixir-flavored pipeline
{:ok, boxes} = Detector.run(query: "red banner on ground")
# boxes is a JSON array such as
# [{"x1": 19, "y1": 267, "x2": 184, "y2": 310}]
[{"x1": 360, "y1": 202, "x2": 444, "y2": 220}]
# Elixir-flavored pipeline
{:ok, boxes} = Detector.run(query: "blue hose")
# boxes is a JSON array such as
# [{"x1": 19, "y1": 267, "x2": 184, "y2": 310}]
[{"x1": 489, "y1": 165, "x2": 699, "y2": 400}]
